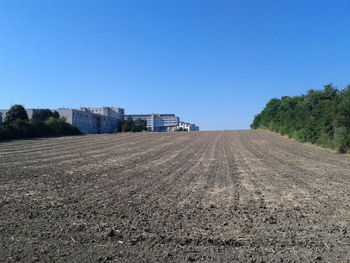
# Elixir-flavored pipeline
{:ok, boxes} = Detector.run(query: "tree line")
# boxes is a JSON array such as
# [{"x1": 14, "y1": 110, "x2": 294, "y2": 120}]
[
  {"x1": 251, "y1": 84, "x2": 350, "y2": 153},
  {"x1": 0, "y1": 105, "x2": 82, "y2": 140},
  {"x1": 120, "y1": 116, "x2": 148, "y2": 132}
]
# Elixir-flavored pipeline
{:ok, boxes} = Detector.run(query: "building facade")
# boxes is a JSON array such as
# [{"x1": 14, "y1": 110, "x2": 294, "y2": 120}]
[
  {"x1": 55, "y1": 107, "x2": 124, "y2": 134},
  {"x1": 0, "y1": 107, "x2": 199, "y2": 133},
  {"x1": 0, "y1": 107, "x2": 124, "y2": 134},
  {"x1": 86, "y1": 107, "x2": 124, "y2": 120},
  {"x1": 125, "y1": 114, "x2": 179, "y2": 131}
]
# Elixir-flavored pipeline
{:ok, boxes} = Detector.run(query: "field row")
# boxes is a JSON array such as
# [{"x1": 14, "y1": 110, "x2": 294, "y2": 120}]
[{"x1": 1, "y1": 130, "x2": 350, "y2": 262}]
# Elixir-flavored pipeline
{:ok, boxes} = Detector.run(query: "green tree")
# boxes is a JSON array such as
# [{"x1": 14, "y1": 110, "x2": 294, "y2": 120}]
[
  {"x1": 0, "y1": 124, "x2": 14, "y2": 140},
  {"x1": 4, "y1": 105, "x2": 28, "y2": 124},
  {"x1": 133, "y1": 118, "x2": 147, "y2": 132},
  {"x1": 45, "y1": 117, "x2": 82, "y2": 136},
  {"x1": 121, "y1": 116, "x2": 135, "y2": 132},
  {"x1": 251, "y1": 84, "x2": 350, "y2": 153},
  {"x1": 32, "y1": 109, "x2": 60, "y2": 121},
  {"x1": 9, "y1": 119, "x2": 32, "y2": 138}
]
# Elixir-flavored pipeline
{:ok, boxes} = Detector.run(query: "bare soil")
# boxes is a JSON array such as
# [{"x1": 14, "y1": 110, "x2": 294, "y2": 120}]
[{"x1": 1, "y1": 130, "x2": 350, "y2": 262}]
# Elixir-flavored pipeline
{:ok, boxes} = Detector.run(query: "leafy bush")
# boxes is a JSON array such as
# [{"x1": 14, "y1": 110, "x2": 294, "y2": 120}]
[
  {"x1": 28, "y1": 119, "x2": 51, "y2": 137},
  {"x1": 334, "y1": 127, "x2": 350, "y2": 153},
  {"x1": 134, "y1": 118, "x2": 147, "y2": 132},
  {"x1": 251, "y1": 84, "x2": 350, "y2": 153},
  {"x1": 0, "y1": 124, "x2": 15, "y2": 140},
  {"x1": 45, "y1": 117, "x2": 82, "y2": 136},
  {"x1": 120, "y1": 117, "x2": 147, "y2": 132},
  {"x1": 10, "y1": 119, "x2": 32, "y2": 138},
  {"x1": 32, "y1": 109, "x2": 60, "y2": 121}
]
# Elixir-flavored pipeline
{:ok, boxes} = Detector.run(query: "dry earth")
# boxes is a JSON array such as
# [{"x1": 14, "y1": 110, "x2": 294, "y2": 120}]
[{"x1": 1, "y1": 130, "x2": 350, "y2": 262}]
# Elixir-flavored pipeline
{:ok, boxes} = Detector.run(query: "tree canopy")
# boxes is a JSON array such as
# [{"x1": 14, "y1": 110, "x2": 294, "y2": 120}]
[
  {"x1": 251, "y1": 84, "x2": 350, "y2": 153},
  {"x1": 4, "y1": 104, "x2": 28, "y2": 124},
  {"x1": 121, "y1": 117, "x2": 147, "y2": 132},
  {"x1": 32, "y1": 109, "x2": 60, "y2": 121}
]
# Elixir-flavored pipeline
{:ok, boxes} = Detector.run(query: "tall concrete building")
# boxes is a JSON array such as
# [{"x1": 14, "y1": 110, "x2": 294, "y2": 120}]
[
  {"x1": 55, "y1": 107, "x2": 124, "y2": 134},
  {"x1": 125, "y1": 113, "x2": 179, "y2": 131},
  {"x1": 87, "y1": 107, "x2": 124, "y2": 119}
]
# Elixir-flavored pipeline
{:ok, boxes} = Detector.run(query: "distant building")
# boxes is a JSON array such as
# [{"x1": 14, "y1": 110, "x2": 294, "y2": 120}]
[
  {"x1": 0, "y1": 106, "x2": 199, "y2": 133},
  {"x1": 87, "y1": 107, "x2": 124, "y2": 119},
  {"x1": 0, "y1": 107, "x2": 124, "y2": 134},
  {"x1": 125, "y1": 114, "x2": 179, "y2": 131},
  {"x1": 169, "y1": 121, "x2": 200, "y2": 132},
  {"x1": 55, "y1": 107, "x2": 124, "y2": 134}
]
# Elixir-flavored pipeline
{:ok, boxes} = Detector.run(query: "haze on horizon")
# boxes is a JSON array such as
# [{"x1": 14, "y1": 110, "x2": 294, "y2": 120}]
[{"x1": 1, "y1": 0, "x2": 349, "y2": 130}]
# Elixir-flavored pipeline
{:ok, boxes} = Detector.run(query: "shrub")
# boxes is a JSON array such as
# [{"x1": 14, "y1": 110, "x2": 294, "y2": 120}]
[
  {"x1": 0, "y1": 124, "x2": 14, "y2": 140},
  {"x1": 334, "y1": 127, "x2": 350, "y2": 153},
  {"x1": 9, "y1": 119, "x2": 32, "y2": 138},
  {"x1": 45, "y1": 117, "x2": 82, "y2": 136},
  {"x1": 120, "y1": 117, "x2": 147, "y2": 132},
  {"x1": 251, "y1": 84, "x2": 350, "y2": 153},
  {"x1": 28, "y1": 119, "x2": 51, "y2": 137}
]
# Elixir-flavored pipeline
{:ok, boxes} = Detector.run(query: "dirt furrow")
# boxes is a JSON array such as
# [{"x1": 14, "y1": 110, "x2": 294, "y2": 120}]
[{"x1": 1, "y1": 130, "x2": 350, "y2": 262}]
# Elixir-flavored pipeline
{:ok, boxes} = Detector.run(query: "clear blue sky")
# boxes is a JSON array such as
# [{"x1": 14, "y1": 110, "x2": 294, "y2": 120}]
[{"x1": 1, "y1": 1, "x2": 350, "y2": 130}]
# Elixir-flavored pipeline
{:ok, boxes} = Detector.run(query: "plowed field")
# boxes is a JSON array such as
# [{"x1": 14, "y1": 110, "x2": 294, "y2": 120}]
[{"x1": 1, "y1": 130, "x2": 350, "y2": 262}]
